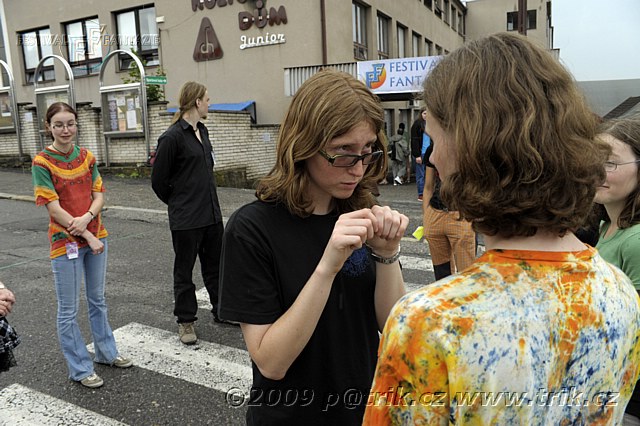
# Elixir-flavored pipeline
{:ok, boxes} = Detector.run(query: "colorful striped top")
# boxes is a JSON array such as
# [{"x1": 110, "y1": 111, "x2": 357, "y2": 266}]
[
  {"x1": 364, "y1": 248, "x2": 640, "y2": 425},
  {"x1": 32, "y1": 145, "x2": 108, "y2": 259}
]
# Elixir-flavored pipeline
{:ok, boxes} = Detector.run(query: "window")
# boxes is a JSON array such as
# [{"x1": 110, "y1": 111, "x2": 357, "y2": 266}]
[
  {"x1": 352, "y1": 2, "x2": 367, "y2": 60},
  {"x1": 435, "y1": 44, "x2": 443, "y2": 55},
  {"x1": 434, "y1": 0, "x2": 442, "y2": 18},
  {"x1": 424, "y1": 0, "x2": 432, "y2": 9},
  {"x1": 114, "y1": 5, "x2": 159, "y2": 70},
  {"x1": 20, "y1": 27, "x2": 54, "y2": 84},
  {"x1": 397, "y1": 25, "x2": 406, "y2": 58},
  {"x1": 451, "y1": 7, "x2": 457, "y2": 29},
  {"x1": 377, "y1": 14, "x2": 390, "y2": 59},
  {"x1": 443, "y1": 0, "x2": 450, "y2": 24},
  {"x1": 507, "y1": 10, "x2": 537, "y2": 31},
  {"x1": 425, "y1": 38, "x2": 433, "y2": 56},
  {"x1": 507, "y1": 12, "x2": 517, "y2": 31},
  {"x1": 527, "y1": 10, "x2": 537, "y2": 29},
  {"x1": 412, "y1": 32, "x2": 421, "y2": 57},
  {"x1": 65, "y1": 17, "x2": 102, "y2": 77},
  {"x1": 458, "y1": 12, "x2": 464, "y2": 34}
]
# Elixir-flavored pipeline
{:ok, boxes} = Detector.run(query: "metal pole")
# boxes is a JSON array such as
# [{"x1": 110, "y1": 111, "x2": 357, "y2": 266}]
[{"x1": 0, "y1": 60, "x2": 23, "y2": 160}]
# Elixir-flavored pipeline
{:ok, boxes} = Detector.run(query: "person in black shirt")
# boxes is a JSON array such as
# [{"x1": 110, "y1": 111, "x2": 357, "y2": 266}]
[
  {"x1": 219, "y1": 70, "x2": 409, "y2": 425},
  {"x1": 151, "y1": 81, "x2": 228, "y2": 346},
  {"x1": 410, "y1": 107, "x2": 427, "y2": 200}
]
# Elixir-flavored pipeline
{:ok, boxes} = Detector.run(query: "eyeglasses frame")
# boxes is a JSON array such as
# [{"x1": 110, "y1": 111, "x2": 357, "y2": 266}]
[
  {"x1": 318, "y1": 149, "x2": 384, "y2": 167},
  {"x1": 50, "y1": 122, "x2": 78, "y2": 131},
  {"x1": 604, "y1": 159, "x2": 640, "y2": 172}
]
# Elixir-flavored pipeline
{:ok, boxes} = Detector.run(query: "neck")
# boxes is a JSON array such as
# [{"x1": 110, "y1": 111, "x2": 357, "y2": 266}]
[
  {"x1": 181, "y1": 109, "x2": 201, "y2": 130},
  {"x1": 51, "y1": 142, "x2": 72, "y2": 154},
  {"x1": 603, "y1": 203, "x2": 624, "y2": 229},
  {"x1": 484, "y1": 230, "x2": 586, "y2": 252}
]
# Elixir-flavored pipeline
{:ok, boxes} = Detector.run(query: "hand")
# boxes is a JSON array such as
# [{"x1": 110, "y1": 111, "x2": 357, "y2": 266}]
[
  {"x1": 317, "y1": 209, "x2": 377, "y2": 275},
  {"x1": 87, "y1": 236, "x2": 105, "y2": 255},
  {"x1": 67, "y1": 213, "x2": 92, "y2": 236},
  {"x1": 366, "y1": 205, "x2": 409, "y2": 258},
  {"x1": 0, "y1": 285, "x2": 16, "y2": 316},
  {"x1": 415, "y1": 157, "x2": 423, "y2": 165}
]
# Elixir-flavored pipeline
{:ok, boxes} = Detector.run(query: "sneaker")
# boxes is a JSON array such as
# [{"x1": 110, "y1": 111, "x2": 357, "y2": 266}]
[
  {"x1": 80, "y1": 373, "x2": 104, "y2": 389},
  {"x1": 394, "y1": 176, "x2": 402, "y2": 185},
  {"x1": 418, "y1": 195, "x2": 423, "y2": 201},
  {"x1": 178, "y1": 322, "x2": 197, "y2": 345},
  {"x1": 112, "y1": 356, "x2": 133, "y2": 368},
  {"x1": 213, "y1": 312, "x2": 240, "y2": 327}
]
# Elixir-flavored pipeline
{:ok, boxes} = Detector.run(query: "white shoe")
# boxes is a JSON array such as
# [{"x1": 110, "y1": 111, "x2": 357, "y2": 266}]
[{"x1": 394, "y1": 176, "x2": 402, "y2": 185}]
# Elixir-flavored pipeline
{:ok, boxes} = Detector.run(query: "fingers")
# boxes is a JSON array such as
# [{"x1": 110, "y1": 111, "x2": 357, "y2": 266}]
[{"x1": 370, "y1": 205, "x2": 409, "y2": 240}]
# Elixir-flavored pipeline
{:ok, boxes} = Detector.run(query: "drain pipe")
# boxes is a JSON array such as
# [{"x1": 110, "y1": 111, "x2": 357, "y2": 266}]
[{"x1": 320, "y1": 0, "x2": 328, "y2": 65}]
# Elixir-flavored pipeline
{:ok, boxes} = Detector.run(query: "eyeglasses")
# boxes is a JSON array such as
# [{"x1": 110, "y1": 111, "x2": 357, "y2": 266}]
[
  {"x1": 604, "y1": 159, "x2": 640, "y2": 172},
  {"x1": 318, "y1": 150, "x2": 383, "y2": 167},
  {"x1": 51, "y1": 122, "x2": 77, "y2": 131}
]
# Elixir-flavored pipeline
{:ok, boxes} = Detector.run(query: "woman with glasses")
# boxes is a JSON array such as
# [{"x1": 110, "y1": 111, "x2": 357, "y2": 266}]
[
  {"x1": 32, "y1": 102, "x2": 131, "y2": 389},
  {"x1": 365, "y1": 33, "x2": 640, "y2": 425},
  {"x1": 594, "y1": 114, "x2": 640, "y2": 426},
  {"x1": 219, "y1": 69, "x2": 408, "y2": 425}
]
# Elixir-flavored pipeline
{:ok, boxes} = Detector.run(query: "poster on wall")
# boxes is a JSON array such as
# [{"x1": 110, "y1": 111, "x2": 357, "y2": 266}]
[
  {"x1": 102, "y1": 90, "x2": 143, "y2": 133},
  {"x1": 356, "y1": 56, "x2": 442, "y2": 95},
  {"x1": 36, "y1": 90, "x2": 70, "y2": 131},
  {"x1": 0, "y1": 92, "x2": 14, "y2": 129}
]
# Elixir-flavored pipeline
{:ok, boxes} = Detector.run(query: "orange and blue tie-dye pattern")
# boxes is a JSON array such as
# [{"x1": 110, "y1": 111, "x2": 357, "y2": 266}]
[{"x1": 364, "y1": 248, "x2": 640, "y2": 425}]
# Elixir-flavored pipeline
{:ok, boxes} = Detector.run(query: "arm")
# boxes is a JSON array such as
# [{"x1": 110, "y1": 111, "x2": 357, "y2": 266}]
[
  {"x1": 66, "y1": 192, "x2": 104, "y2": 236},
  {"x1": 368, "y1": 205, "x2": 409, "y2": 330},
  {"x1": 0, "y1": 281, "x2": 16, "y2": 316},
  {"x1": 422, "y1": 167, "x2": 436, "y2": 217},
  {"x1": 45, "y1": 200, "x2": 104, "y2": 254},
  {"x1": 363, "y1": 302, "x2": 450, "y2": 425},
  {"x1": 151, "y1": 133, "x2": 175, "y2": 204},
  {"x1": 241, "y1": 208, "x2": 407, "y2": 380}
]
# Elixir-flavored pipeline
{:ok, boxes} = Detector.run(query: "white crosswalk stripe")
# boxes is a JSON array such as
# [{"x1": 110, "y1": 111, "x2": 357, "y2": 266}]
[
  {"x1": 0, "y1": 384, "x2": 128, "y2": 426},
  {"x1": 87, "y1": 323, "x2": 252, "y2": 393},
  {"x1": 1, "y1": 254, "x2": 434, "y2": 424}
]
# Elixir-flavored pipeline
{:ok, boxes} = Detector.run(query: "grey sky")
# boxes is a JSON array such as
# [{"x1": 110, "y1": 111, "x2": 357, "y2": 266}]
[{"x1": 552, "y1": 0, "x2": 640, "y2": 82}]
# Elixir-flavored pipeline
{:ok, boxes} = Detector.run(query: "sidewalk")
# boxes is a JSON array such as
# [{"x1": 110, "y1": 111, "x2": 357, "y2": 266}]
[{"x1": 0, "y1": 168, "x2": 423, "y2": 218}]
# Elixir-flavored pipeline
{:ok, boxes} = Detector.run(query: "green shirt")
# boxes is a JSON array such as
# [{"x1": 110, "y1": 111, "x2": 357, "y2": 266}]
[{"x1": 597, "y1": 222, "x2": 640, "y2": 290}]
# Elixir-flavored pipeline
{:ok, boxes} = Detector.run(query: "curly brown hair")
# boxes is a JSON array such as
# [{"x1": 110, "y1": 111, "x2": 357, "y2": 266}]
[
  {"x1": 422, "y1": 33, "x2": 609, "y2": 238},
  {"x1": 598, "y1": 114, "x2": 640, "y2": 229},
  {"x1": 256, "y1": 69, "x2": 387, "y2": 217}
]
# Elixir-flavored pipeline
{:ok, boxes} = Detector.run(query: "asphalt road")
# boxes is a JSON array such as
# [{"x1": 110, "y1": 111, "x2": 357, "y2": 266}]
[{"x1": 0, "y1": 168, "x2": 433, "y2": 426}]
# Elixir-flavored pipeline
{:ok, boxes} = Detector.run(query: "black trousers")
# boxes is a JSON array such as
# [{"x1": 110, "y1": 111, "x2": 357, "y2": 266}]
[{"x1": 170, "y1": 222, "x2": 224, "y2": 323}]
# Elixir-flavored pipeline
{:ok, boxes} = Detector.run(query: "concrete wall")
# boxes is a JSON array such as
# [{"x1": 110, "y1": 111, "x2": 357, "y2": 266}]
[{"x1": 0, "y1": 102, "x2": 279, "y2": 183}]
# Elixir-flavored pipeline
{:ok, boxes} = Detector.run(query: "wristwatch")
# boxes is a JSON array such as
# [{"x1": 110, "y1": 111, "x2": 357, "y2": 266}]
[{"x1": 367, "y1": 245, "x2": 401, "y2": 264}]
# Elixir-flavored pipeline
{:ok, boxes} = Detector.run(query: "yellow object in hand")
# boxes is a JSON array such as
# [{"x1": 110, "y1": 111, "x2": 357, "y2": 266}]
[{"x1": 412, "y1": 226, "x2": 424, "y2": 241}]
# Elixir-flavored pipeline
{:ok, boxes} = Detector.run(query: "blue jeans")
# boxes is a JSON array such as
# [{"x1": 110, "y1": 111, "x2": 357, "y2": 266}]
[
  {"x1": 51, "y1": 240, "x2": 119, "y2": 381},
  {"x1": 414, "y1": 158, "x2": 426, "y2": 196}
]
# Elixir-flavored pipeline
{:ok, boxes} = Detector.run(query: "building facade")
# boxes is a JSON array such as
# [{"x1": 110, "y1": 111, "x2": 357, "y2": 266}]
[
  {"x1": 465, "y1": 0, "x2": 552, "y2": 49},
  {"x1": 2, "y1": 0, "x2": 466, "y2": 130}
]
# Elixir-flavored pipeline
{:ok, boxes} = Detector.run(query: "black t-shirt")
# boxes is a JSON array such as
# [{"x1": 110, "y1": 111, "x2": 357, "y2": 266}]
[{"x1": 219, "y1": 201, "x2": 380, "y2": 426}]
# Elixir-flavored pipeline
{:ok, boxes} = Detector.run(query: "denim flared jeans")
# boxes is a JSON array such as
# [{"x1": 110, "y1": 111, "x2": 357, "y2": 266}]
[{"x1": 51, "y1": 240, "x2": 118, "y2": 381}]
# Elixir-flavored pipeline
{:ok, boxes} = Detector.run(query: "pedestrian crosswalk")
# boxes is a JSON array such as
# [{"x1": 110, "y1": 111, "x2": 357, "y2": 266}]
[{"x1": 0, "y1": 252, "x2": 434, "y2": 425}]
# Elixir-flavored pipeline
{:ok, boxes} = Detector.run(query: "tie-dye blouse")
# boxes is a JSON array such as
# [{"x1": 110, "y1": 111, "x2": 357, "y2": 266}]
[{"x1": 364, "y1": 248, "x2": 640, "y2": 425}]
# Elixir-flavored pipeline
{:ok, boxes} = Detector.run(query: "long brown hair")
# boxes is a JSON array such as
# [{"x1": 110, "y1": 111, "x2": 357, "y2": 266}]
[
  {"x1": 172, "y1": 81, "x2": 207, "y2": 124},
  {"x1": 598, "y1": 114, "x2": 640, "y2": 229},
  {"x1": 256, "y1": 69, "x2": 387, "y2": 217},
  {"x1": 423, "y1": 33, "x2": 609, "y2": 238}
]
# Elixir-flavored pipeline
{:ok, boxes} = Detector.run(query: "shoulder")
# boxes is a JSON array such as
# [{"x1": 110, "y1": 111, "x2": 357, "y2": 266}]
[
  {"x1": 159, "y1": 122, "x2": 183, "y2": 140},
  {"x1": 226, "y1": 200, "x2": 281, "y2": 232}
]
